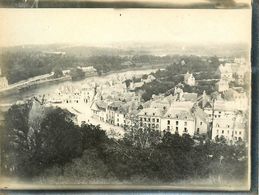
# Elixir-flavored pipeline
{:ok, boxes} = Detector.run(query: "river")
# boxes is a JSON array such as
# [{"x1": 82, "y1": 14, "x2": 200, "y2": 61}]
[{"x1": 0, "y1": 68, "x2": 158, "y2": 107}]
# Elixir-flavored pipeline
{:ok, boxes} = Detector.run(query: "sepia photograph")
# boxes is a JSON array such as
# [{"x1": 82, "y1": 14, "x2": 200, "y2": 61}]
[{"x1": 0, "y1": 4, "x2": 252, "y2": 191}]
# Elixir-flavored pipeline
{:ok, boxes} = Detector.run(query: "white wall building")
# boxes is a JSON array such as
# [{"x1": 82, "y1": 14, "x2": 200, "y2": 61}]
[
  {"x1": 138, "y1": 108, "x2": 166, "y2": 131},
  {"x1": 217, "y1": 64, "x2": 233, "y2": 82},
  {"x1": 212, "y1": 114, "x2": 246, "y2": 143},
  {"x1": 215, "y1": 79, "x2": 229, "y2": 92},
  {"x1": 184, "y1": 72, "x2": 195, "y2": 86}
]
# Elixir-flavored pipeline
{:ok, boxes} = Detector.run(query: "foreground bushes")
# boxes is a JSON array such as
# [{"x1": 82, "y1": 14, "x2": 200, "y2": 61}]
[{"x1": 0, "y1": 102, "x2": 248, "y2": 183}]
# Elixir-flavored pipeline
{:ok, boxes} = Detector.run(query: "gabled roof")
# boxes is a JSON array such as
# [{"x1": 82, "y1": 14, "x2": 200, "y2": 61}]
[
  {"x1": 164, "y1": 109, "x2": 194, "y2": 121},
  {"x1": 218, "y1": 64, "x2": 232, "y2": 73},
  {"x1": 96, "y1": 101, "x2": 108, "y2": 110},
  {"x1": 193, "y1": 107, "x2": 209, "y2": 123},
  {"x1": 138, "y1": 107, "x2": 166, "y2": 117}
]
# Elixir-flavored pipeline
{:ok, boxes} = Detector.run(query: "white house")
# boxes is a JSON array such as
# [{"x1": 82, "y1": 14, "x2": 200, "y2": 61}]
[
  {"x1": 212, "y1": 114, "x2": 246, "y2": 143},
  {"x1": 215, "y1": 79, "x2": 229, "y2": 92},
  {"x1": 138, "y1": 107, "x2": 166, "y2": 131},
  {"x1": 184, "y1": 72, "x2": 195, "y2": 86},
  {"x1": 160, "y1": 101, "x2": 195, "y2": 136},
  {"x1": 106, "y1": 101, "x2": 129, "y2": 127},
  {"x1": 216, "y1": 64, "x2": 233, "y2": 82},
  {"x1": 91, "y1": 101, "x2": 108, "y2": 122},
  {"x1": 161, "y1": 109, "x2": 195, "y2": 136}
]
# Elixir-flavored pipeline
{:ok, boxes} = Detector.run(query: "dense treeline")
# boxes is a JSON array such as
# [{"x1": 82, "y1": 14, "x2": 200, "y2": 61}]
[
  {"x1": 0, "y1": 48, "x2": 219, "y2": 85},
  {"x1": 0, "y1": 102, "x2": 248, "y2": 184},
  {"x1": 0, "y1": 51, "x2": 81, "y2": 84}
]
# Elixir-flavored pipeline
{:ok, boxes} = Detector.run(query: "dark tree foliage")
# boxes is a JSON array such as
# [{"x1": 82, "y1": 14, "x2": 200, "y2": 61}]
[
  {"x1": 1, "y1": 102, "x2": 83, "y2": 178},
  {"x1": 1, "y1": 100, "x2": 247, "y2": 183},
  {"x1": 81, "y1": 123, "x2": 107, "y2": 150},
  {"x1": 39, "y1": 108, "x2": 83, "y2": 168},
  {"x1": 99, "y1": 131, "x2": 247, "y2": 182},
  {"x1": 0, "y1": 51, "x2": 80, "y2": 84},
  {"x1": 70, "y1": 68, "x2": 85, "y2": 81}
]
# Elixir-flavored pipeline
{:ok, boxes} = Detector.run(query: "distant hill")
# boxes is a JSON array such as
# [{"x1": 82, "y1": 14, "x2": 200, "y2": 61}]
[{"x1": 0, "y1": 42, "x2": 250, "y2": 58}]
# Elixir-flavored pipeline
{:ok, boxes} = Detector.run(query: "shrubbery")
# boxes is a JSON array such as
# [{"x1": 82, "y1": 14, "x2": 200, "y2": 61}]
[{"x1": 0, "y1": 102, "x2": 248, "y2": 184}]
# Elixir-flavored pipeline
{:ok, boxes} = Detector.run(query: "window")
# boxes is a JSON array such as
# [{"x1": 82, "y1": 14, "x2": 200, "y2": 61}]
[
  {"x1": 152, "y1": 124, "x2": 155, "y2": 128},
  {"x1": 140, "y1": 117, "x2": 143, "y2": 121},
  {"x1": 148, "y1": 124, "x2": 151, "y2": 128},
  {"x1": 176, "y1": 127, "x2": 178, "y2": 132},
  {"x1": 153, "y1": 113, "x2": 155, "y2": 116},
  {"x1": 157, "y1": 119, "x2": 159, "y2": 122},
  {"x1": 167, "y1": 120, "x2": 170, "y2": 125},
  {"x1": 144, "y1": 118, "x2": 147, "y2": 121},
  {"x1": 152, "y1": 118, "x2": 155, "y2": 122},
  {"x1": 209, "y1": 114, "x2": 212, "y2": 117},
  {"x1": 217, "y1": 129, "x2": 219, "y2": 133},
  {"x1": 144, "y1": 112, "x2": 147, "y2": 115},
  {"x1": 184, "y1": 122, "x2": 187, "y2": 126},
  {"x1": 148, "y1": 118, "x2": 151, "y2": 122},
  {"x1": 216, "y1": 124, "x2": 220, "y2": 127},
  {"x1": 197, "y1": 128, "x2": 200, "y2": 134},
  {"x1": 239, "y1": 131, "x2": 242, "y2": 135},
  {"x1": 167, "y1": 126, "x2": 170, "y2": 130},
  {"x1": 235, "y1": 131, "x2": 237, "y2": 134},
  {"x1": 222, "y1": 130, "x2": 224, "y2": 134},
  {"x1": 176, "y1": 121, "x2": 179, "y2": 125},
  {"x1": 117, "y1": 118, "x2": 119, "y2": 122},
  {"x1": 227, "y1": 125, "x2": 230, "y2": 128},
  {"x1": 156, "y1": 124, "x2": 159, "y2": 128},
  {"x1": 184, "y1": 128, "x2": 187, "y2": 132},
  {"x1": 200, "y1": 122, "x2": 202, "y2": 125}
]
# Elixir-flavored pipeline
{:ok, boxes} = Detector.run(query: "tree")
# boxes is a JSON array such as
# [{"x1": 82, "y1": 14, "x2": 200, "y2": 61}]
[
  {"x1": 1, "y1": 101, "x2": 83, "y2": 177},
  {"x1": 124, "y1": 126, "x2": 161, "y2": 149},
  {"x1": 53, "y1": 67, "x2": 64, "y2": 78},
  {"x1": 38, "y1": 108, "x2": 83, "y2": 173},
  {"x1": 71, "y1": 68, "x2": 85, "y2": 81},
  {"x1": 81, "y1": 124, "x2": 107, "y2": 150}
]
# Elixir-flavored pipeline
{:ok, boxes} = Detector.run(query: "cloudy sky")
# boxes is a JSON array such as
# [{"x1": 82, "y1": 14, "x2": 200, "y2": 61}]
[{"x1": 0, "y1": 9, "x2": 251, "y2": 47}]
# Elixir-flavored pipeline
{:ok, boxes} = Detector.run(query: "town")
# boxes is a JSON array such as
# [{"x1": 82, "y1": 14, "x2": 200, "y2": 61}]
[{"x1": 0, "y1": 56, "x2": 249, "y2": 145}]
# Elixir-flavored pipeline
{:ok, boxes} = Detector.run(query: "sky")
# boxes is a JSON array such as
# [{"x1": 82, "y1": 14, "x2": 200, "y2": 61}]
[{"x1": 0, "y1": 9, "x2": 251, "y2": 47}]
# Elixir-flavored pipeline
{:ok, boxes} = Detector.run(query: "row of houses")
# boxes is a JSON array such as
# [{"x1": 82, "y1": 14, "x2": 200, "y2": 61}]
[{"x1": 90, "y1": 88, "x2": 248, "y2": 144}]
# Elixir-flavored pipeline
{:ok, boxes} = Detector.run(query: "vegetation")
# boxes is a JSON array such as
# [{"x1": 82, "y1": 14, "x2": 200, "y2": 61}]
[
  {"x1": 138, "y1": 56, "x2": 220, "y2": 101},
  {"x1": 0, "y1": 101, "x2": 248, "y2": 184}
]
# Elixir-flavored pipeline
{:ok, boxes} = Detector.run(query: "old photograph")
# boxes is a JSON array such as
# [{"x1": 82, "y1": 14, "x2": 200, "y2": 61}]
[{"x1": 0, "y1": 7, "x2": 251, "y2": 190}]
